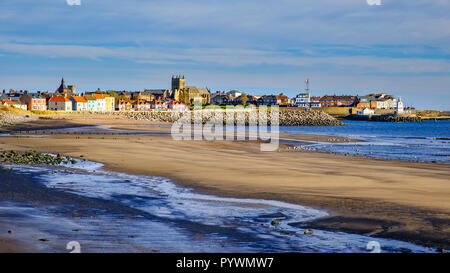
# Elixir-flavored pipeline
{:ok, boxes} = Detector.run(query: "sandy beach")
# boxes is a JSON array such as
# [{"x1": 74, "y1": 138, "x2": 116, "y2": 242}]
[{"x1": 0, "y1": 115, "x2": 449, "y2": 251}]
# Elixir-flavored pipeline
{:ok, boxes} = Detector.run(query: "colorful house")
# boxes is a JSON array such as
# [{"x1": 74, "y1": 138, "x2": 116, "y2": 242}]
[
  {"x1": 116, "y1": 99, "x2": 132, "y2": 111},
  {"x1": 167, "y1": 100, "x2": 188, "y2": 111},
  {"x1": 0, "y1": 90, "x2": 28, "y2": 110},
  {"x1": 1, "y1": 99, "x2": 14, "y2": 107},
  {"x1": 133, "y1": 100, "x2": 151, "y2": 111},
  {"x1": 104, "y1": 95, "x2": 115, "y2": 111},
  {"x1": 48, "y1": 96, "x2": 72, "y2": 111},
  {"x1": 20, "y1": 92, "x2": 47, "y2": 111},
  {"x1": 84, "y1": 95, "x2": 98, "y2": 111},
  {"x1": 151, "y1": 100, "x2": 168, "y2": 111},
  {"x1": 70, "y1": 96, "x2": 88, "y2": 111},
  {"x1": 93, "y1": 94, "x2": 106, "y2": 111},
  {"x1": 276, "y1": 93, "x2": 290, "y2": 105}
]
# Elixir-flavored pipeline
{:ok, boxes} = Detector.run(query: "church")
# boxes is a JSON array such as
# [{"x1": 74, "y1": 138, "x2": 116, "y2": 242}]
[
  {"x1": 55, "y1": 78, "x2": 76, "y2": 97},
  {"x1": 171, "y1": 75, "x2": 211, "y2": 105}
]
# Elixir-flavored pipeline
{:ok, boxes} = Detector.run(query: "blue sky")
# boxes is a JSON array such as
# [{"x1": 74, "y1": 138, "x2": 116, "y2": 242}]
[{"x1": 0, "y1": 0, "x2": 449, "y2": 110}]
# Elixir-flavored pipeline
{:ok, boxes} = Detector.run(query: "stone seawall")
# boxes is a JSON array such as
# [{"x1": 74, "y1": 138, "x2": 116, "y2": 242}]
[{"x1": 108, "y1": 109, "x2": 344, "y2": 126}]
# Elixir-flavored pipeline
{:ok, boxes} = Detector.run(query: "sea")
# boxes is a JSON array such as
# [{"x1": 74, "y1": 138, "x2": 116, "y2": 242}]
[{"x1": 280, "y1": 120, "x2": 450, "y2": 164}]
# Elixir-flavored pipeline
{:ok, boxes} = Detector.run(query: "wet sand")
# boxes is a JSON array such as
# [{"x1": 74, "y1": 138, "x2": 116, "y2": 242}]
[
  {"x1": 0, "y1": 168, "x2": 156, "y2": 253},
  {"x1": 0, "y1": 116, "x2": 449, "y2": 250}
]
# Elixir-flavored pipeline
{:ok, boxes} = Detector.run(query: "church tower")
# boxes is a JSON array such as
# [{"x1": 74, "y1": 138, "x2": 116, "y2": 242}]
[
  {"x1": 55, "y1": 77, "x2": 75, "y2": 96},
  {"x1": 171, "y1": 75, "x2": 185, "y2": 91}
]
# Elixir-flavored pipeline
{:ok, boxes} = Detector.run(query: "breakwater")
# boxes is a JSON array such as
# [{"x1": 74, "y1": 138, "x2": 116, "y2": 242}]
[
  {"x1": 110, "y1": 109, "x2": 344, "y2": 126},
  {"x1": 346, "y1": 114, "x2": 422, "y2": 122}
]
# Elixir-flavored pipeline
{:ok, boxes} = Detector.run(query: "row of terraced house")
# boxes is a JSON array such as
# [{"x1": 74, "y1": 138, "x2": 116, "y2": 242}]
[
  {"x1": 1, "y1": 78, "x2": 189, "y2": 112},
  {"x1": 0, "y1": 90, "x2": 116, "y2": 112}
]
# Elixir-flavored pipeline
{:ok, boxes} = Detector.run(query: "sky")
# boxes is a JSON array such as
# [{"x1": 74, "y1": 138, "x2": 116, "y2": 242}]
[{"x1": 0, "y1": 0, "x2": 449, "y2": 110}]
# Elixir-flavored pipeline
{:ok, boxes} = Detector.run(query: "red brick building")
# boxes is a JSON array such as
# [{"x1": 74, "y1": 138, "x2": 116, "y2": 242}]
[{"x1": 319, "y1": 95, "x2": 357, "y2": 107}]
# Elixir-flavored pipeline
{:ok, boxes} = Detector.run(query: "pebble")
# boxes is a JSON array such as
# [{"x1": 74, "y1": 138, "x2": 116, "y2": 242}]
[
  {"x1": 270, "y1": 220, "x2": 281, "y2": 226},
  {"x1": 304, "y1": 229, "x2": 314, "y2": 235}
]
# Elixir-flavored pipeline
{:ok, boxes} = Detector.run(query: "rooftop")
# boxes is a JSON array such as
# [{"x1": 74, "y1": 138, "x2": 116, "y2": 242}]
[{"x1": 49, "y1": 96, "x2": 71, "y2": 102}]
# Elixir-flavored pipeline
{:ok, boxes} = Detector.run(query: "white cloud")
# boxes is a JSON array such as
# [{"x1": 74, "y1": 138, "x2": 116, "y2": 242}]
[
  {"x1": 66, "y1": 0, "x2": 81, "y2": 6},
  {"x1": 1, "y1": 42, "x2": 449, "y2": 75}
]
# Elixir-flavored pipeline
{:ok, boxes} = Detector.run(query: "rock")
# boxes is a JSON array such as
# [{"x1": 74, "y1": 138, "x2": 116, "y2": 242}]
[
  {"x1": 0, "y1": 112, "x2": 37, "y2": 127},
  {"x1": 0, "y1": 150, "x2": 79, "y2": 166},
  {"x1": 304, "y1": 229, "x2": 314, "y2": 235},
  {"x1": 436, "y1": 248, "x2": 447, "y2": 253},
  {"x1": 108, "y1": 109, "x2": 343, "y2": 127},
  {"x1": 270, "y1": 220, "x2": 281, "y2": 226},
  {"x1": 38, "y1": 238, "x2": 49, "y2": 242},
  {"x1": 347, "y1": 114, "x2": 422, "y2": 122}
]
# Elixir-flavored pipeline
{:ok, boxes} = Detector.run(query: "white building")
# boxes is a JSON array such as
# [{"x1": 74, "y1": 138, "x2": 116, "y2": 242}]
[
  {"x1": 376, "y1": 98, "x2": 397, "y2": 109},
  {"x1": 70, "y1": 96, "x2": 88, "y2": 111},
  {"x1": 93, "y1": 94, "x2": 106, "y2": 111},
  {"x1": 357, "y1": 108, "x2": 375, "y2": 116},
  {"x1": 310, "y1": 101, "x2": 322, "y2": 108},
  {"x1": 295, "y1": 93, "x2": 310, "y2": 107},
  {"x1": 226, "y1": 90, "x2": 242, "y2": 98}
]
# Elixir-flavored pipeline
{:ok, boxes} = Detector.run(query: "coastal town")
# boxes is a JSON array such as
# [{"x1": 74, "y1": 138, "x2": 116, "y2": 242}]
[
  {"x1": 1, "y1": 76, "x2": 408, "y2": 116},
  {"x1": 2, "y1": 0, "x2": 450, "y2": 258}
]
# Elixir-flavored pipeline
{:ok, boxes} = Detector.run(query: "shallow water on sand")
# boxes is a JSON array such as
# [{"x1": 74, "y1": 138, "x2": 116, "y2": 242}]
[
  {"x1": 25, "y1": 120, "x2": 450, "y2": 163},
  {"x1": 1, "y1": 160, "x2": 433, "y2": 253},
  {"x1": 280, "y1": 120, "x2": 450, "y2": 163}
]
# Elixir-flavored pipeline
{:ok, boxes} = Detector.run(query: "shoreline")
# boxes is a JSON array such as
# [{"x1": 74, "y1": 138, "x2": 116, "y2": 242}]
[
  {"x1": 0, "y1": 117, "x2": 449, "y2": 251},
  {"x1": 0, "y1": 152, "x2": 448, "y2": 251},
  {"x1": 0, "y1": 164, "x2": 434, "y2": 253}
]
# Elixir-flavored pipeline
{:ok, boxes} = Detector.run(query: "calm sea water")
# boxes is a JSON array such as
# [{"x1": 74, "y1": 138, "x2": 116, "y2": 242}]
[{"x1": 280, "y1": 120, "x2": 450, "y2": 163}]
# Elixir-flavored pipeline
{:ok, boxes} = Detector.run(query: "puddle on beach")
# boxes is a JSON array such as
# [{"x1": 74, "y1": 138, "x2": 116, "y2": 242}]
[{"x1": 0, "y1": 159, "x2": 434, "y2": 253}]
